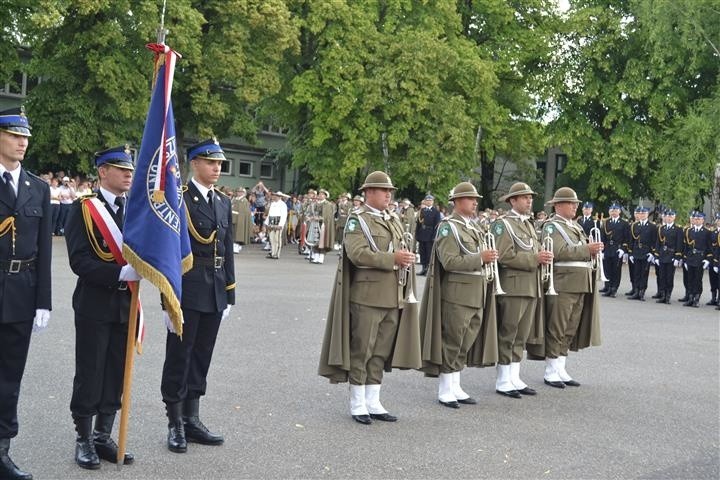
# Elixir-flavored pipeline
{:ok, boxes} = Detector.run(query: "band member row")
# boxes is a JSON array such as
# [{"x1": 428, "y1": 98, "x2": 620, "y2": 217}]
[
  {"x1": 682, "y1": 211, "x2": 713, "y2": 308},
  {"x1": 419, "y1": 182, "x2": 498, "y2": 408},
  {"x1": 494, "y1": 182, "x2": 552, "y2": 398},
  {"x1": 627, "y1": 206, "x2": 656, "y2": 301},
  {"x1": 319, "y1": 171, "x2": 420, "y2": 425},
  {"x1": 650, "y1": 209, "x2": 683, "y2": 304},
  {"x1": 161, "y1": 138, "x2": 235, "y2": 453},
  {"x1": 534, "y1": 187, "x2": 602, "y2": 389},
  {"x1": 599, "y1": 202, "x2": 629, "y2": 297}
]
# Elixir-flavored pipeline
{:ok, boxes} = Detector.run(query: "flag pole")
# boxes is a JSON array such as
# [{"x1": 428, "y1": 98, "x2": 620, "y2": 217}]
[{"x1": 116, "y1": 283, "x2": 140, "y2": 469}]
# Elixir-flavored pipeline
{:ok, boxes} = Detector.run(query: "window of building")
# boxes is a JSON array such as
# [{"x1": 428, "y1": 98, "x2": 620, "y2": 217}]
[
  {"x1": 260, "y1": 162, "x2": 273, "y2": 179},
  {"x1": 555, "y1": 154, "x2": 567, "y2": 174},
  {"x1": 220, "y1": 158, "x2": 233, "y2": 175},
  {"x1": 238, "y1": 161, "x2": 253, "y2": 177}
]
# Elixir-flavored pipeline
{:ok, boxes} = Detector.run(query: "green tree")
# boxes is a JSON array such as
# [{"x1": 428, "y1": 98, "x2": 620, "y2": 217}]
[
  {"x1": 271, "y1": 0, "x2": 497, "y2": 199},
  {"x1": 23, "y1": 0, "x2": 297, "y2": 172}
]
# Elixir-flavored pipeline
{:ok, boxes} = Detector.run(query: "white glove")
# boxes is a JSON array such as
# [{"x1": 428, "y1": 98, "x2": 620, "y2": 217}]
[
  {"x1": 221, "y1": 305, "x2": 231, "y2": 321},
  {"x1": 119, "y1": 264, "x2": 141, "y2": 282},
  {"x1": 600, "y1": 252, "x2": 605, "y2": 260},
  {"x1": 646, "y1": 253, "x2": 654, "y2": 263},
  {"x1": 702, "y1": 260, "x2": 710, "y2": 270},
  {"x1": 622, "y1": 253, "x2": 629, "y2": 263},
  {"x1": 654, "y1": 258, "x2": 660, "y2": 266},
  {"x1": 629, "y1": 255, "x2": 634, "y2": 264},
  {"x1": 714, "y1": 266, "x2": 719, "y2": 273},
  {"x1": 617, "y1": 249, "x2": 625, "y2": 258},
  {"x1": 673, "y1": 259, "x2": 681, "y2": 268},
  {"x1": 684, "y1": 262, "x2": 688, "y2": 271},
  {"x1": 32, "y1": 309, "x2": 50, "y2": 333},
  {"x1": 163, "y1": 310, "x2": 183, "y2": 333}
]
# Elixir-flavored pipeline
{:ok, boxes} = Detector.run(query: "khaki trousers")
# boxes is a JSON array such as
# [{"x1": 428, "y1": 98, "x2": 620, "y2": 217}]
[
  {"x1": 544, "y1": 293, "x2": 585, "y2": 358},
  {"x1": 440, "y1": 301, "x2": 483, "y2": 373},
  {"x1": 496, "y1": 296, "x2": 536, "y2": 364},
  {"x1": 349, "y1": 302, "x2": 399, "y2": 385}
]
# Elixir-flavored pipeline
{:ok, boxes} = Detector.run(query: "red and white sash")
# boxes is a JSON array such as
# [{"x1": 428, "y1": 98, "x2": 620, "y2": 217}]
[{"x1": 84, "y1": 197, "x2": 145, "y2": 349}]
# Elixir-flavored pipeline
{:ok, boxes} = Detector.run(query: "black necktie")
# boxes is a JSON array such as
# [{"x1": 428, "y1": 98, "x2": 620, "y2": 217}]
[
  {"x1": 207, "y1": 190, "x2": 213, "y2": 207},
  {"x1": 3, "y1": 172, "x2": 15, "y2": 201},
  {"x1": 115, "y1": 196, "x2": 125, "y2": 223}
]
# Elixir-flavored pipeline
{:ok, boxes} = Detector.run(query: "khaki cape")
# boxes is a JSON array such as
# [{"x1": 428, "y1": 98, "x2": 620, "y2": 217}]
[
  {"x1": 232, "y1": 197, "x2": 252, "y2": 245},
  {"x1": 318, "y1": 252, "x2": 422, "y2": 383},
  {"x1": 418, "y1": 248, "x2": 499, "y2": 376},
  {"x1": 527, "y1": 270, "x2": 602, "y2": 360}
]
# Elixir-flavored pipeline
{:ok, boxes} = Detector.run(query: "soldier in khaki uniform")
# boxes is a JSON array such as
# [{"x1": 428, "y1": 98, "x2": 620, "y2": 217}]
[
  {"x1": 400, "y1": 199, "x2": 416, "y2": 237},
  {"x1": 312, "y1": 189, "x2": 335, "y2": 264},
  {"x1": 318, "y1": 171, "x2": 420, "y2": 425},
  {"x1": 538, "y1": 188, "x2": 602, "y2": 388},
  {"x1": 493, "y1": 183, "x2": 553, "y2": 398},
  {"x1": 418, "y1": 182, "x2": 498, "y2": 408},
  {"x1": 334, "y1": 193, "x2": 351, "y2": 250}
]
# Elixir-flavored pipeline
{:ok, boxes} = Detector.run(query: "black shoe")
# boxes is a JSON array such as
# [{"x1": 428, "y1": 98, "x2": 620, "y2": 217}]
[
  {"x1": 0, "y1": 438, "x2": 33, "y2": 480},
  {"x1": 183, "y1": 398, "x2": 224, "y2": 445},
  {"x1": 352, "y1": 414, "x2": 372, "y2": 425},
  {"x1": 369, "y1": 413, "x2": 398, "y2": 422},
  {"x1": 166, "y1": 403, "x2": 187, "y2": 453},
  {"x1": 544, "y1": 379, "x2": 566, "y2": 389},
  {"x1": 599, "y1": 287, "x2": 608, "y2": 293},
  {"x1": 73, "y1": 417, "x2": 100, "y2": 470},
  {"x1": 563, "y1": 379, "x2": 581, "y2": 387},
  {"x1": 517, "y1": 387, "x2": 537, "y2": 396},
  {"x1": 608, "y1": 289, "x2": 617, "y2": 298},
  {"x1": 656, "y1": 297, "x2": 667, "y2": 303},
  {"x1": 94, "y1": 414, "x2": 134, "y2": 465},
  {"x1": 266, "y1": 253, "x2": 274, "y2": 258},
  {"x1": 651, "y1": 292, "x2": 663, "y2": 299},
  {"x1": 439, "y1": 400, "x2": 460, "y2": 409},
  {"x1": 624, "y1": 289, "x2": 636, "y2": 296},
  {"x1": 457, "y1": 397, "x2": 477, "y2": 405},
  {"x1": 496, "y1": 389, "x2": 522, "y2": 399},
  {"x1": 602, "y1": 290, "x2": 613, "y2": 297},
  {"x1": 678, "y1": 295, "x2": 689, "y2": 302}
]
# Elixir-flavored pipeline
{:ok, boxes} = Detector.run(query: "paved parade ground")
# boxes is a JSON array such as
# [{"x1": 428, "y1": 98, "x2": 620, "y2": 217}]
[{"x1": 13, "y1": 238, "x2": 720, "y2": 479}]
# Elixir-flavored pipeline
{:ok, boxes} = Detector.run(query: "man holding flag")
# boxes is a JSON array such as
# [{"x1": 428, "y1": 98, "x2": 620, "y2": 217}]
[
  {"x1": 160, "y1": 138, "x2": 235, "y2": 453},
  {"x1": 65, "y1": 146, "x2": 140, "y2": 469}
]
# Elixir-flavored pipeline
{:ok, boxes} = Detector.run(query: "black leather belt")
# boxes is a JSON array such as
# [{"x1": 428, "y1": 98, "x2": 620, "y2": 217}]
[
  {"x1": 0, "y1": 257, "x2": 36, "y2": 274},
  {"x1": 194, "y1": 256, "x2": 225, "y2": 269}
]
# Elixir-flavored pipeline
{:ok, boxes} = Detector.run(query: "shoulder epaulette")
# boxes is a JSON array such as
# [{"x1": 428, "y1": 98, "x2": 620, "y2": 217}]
[
  {"x1": 215, "y1": 189, "x2": 230, "y2": 198},
  {"x1": 79, "y1": 193, "x2": 98, "y2": 201}
]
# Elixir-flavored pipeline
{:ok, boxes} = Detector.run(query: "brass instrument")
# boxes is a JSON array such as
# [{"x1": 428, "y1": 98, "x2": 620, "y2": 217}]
[
  {"x1": 541, "y1": 236, "x2": 558, "y2": 296},
  {"x1": 483, "y1": 232, "x2": 505, "y2": 295},
  {"x1": 398, "y1": 232, "x2": 417, "y2": 303},
  {"x1": 589, "y1": 227, "x2": 609, "y2": 283}
]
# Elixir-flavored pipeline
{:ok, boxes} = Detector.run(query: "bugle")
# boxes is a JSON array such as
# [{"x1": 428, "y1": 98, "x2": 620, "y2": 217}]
[
  {"x1": 483, "y1": 232, "x2": 506, "y2": 295},
  {"x1": 589, "y1": 227, "x2": 609, "y2": 283},
  {"x1": 541, "y1": 237, "x2": 558, "y2": 296},
  {"x1": 398, "y1": 232, "x2": 417, "y2": 303}
]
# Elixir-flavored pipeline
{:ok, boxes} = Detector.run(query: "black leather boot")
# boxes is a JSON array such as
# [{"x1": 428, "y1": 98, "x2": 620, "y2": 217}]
[
  {"x1": 94, "y1": 413, "x2": 134, "y2": 464},
  {"x1": 691, "y1": 294, "x2": 700, "y2": 308},
  {"x1": 74, "y1": 416, "x2": 100, "y2": 470},
  {"x1": 706, "y1": 290, "x2": 717, "y2": 306},
  {"x1": 625, "y1": 288, "x2": 636, "y2": 296},
  {"x1": 166, "y1": 403, "x2": 187, "y2": 453},
  {"x1": 678, "y1": 292, "x2": 689, "y2": 302},
  {"x1": 629, "y1": 289, "x2": 642, "y2": 300},
  {"x1": 0, "y1": 438, "x2": 32, "y2": 480},
  {"x1": 663, "y1": 290, "x2": 672, "y2": 304},
  {"x1": 651, "y1": 290, "x2": 663, "y2": 299},
  {"x1": 183, "y1": 398, "x2": 224, "y2": 445}
]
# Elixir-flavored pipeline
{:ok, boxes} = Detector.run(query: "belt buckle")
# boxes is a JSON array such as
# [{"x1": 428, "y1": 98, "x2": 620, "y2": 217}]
[
  {"x1": 8, "y1": 259, "x2": 21, "y2": 274},
  {"x1": 214, "y1": 256, "x2": 223, "y2": 269},
  {"x1": 118, "y1": 281, "x2": 128, "y2": 291}
]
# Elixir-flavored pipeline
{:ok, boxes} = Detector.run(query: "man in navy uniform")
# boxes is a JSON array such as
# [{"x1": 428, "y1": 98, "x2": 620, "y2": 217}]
[
  {"x1": 706, "y1": 213, "x2": 720, "y2": 306},
  {"x1": 682, "y1": 211, "x2": 712, "y2": 307},
  {"x1": 577, "y1": 201, "x2": 595, "y2": 236},
  {"x1": 161, "y1": 138, "x2": 235, "y2": 452},
  {"x1": 65, "y1": 146, "x2": 139, "y2": 469},
  {"x1": 0, "y1": 107, "x2": 52, "y2": 480},
  {"x1": 627, "y1": 206, "x2": 657, "y2": 301},
  {"x1": 416, "y1": 194, "x2": 441, "y2": 275},
  {"x1": 650, "y1": 209, "x2": 683, "y2": 305},
  {"x1": 600, "y1": 202, "x2": 629, "y2": 297}
]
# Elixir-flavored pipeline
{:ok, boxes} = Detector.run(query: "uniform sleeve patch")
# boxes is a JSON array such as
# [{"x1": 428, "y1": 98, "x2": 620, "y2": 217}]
[
  {"x1": 544, "y1": 224, "x2": 555, "y2": 234},
  {"x1": 346, "y1": 218, "x2": 358, "y2": 232},
  {"x1": 439, "y1": 224, "x2": 450, "y2": 237},
  {"x1": 493, "y1": 222, "x2": 504, "y2": 236}
]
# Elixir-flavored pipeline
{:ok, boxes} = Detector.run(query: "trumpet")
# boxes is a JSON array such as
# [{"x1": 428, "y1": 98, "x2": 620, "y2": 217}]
[
  {"x1": 483, "y1": 232, "x2": 505, "y2": 295},
  {"x1": 541, "y1": 237, "x2": 558, "y2": 296},
  {"x1": 398, "y1": 232, "x2": 417, "y2": 303},
  {"x1": 589, "y1": 227, "x2": 609, "y2": 283}
]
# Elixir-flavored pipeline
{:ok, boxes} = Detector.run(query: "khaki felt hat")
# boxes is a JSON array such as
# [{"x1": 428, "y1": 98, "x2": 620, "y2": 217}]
[
  {"x1": 499, "y1": 182, "x2": 537, "y2": 203},
  {"x1": 449, "y1": 182, "x2": 482, "y2": 200},
  {"x1": 359, "y1": 171, "x2": 395, "y2": 191},
  {"x1": 545, "y1": 187, "x2": 581, "y2": 206}
]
